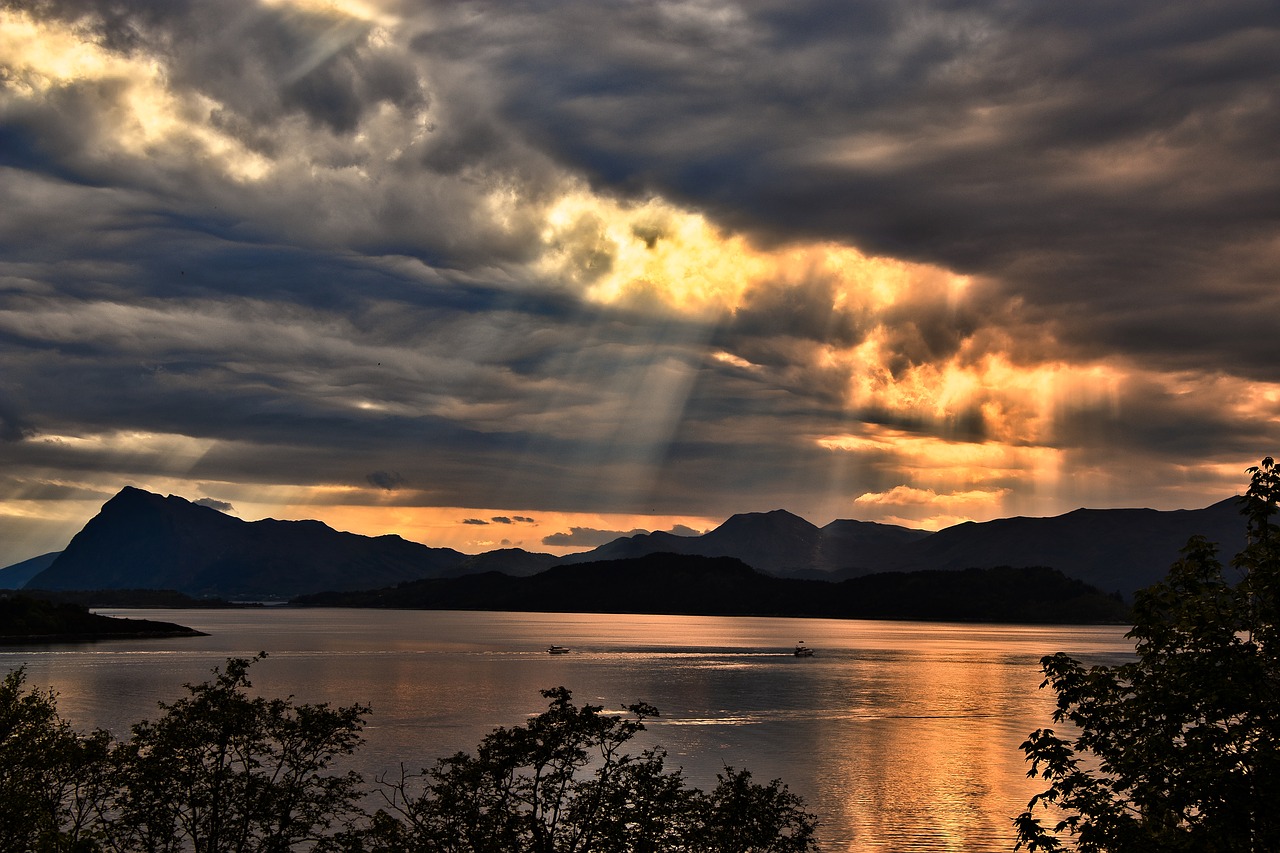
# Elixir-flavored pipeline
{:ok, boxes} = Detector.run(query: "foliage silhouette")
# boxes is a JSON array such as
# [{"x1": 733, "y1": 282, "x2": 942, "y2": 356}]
[
  {"x1": 109, "y1": 653, "x2": 369, "y2": 853},
  {"x1": 0, "y1": 665, "x2": 111, "y2": 852},
  {"x1": 363, "y1": 686, "x2": 817, "y2": 853},
  {"x1": 0, "y1": 662, "x2": 816, "y2": 852},
  {"x1": 1015, "y1": 457, "x2": 1280, "y2": 851}
]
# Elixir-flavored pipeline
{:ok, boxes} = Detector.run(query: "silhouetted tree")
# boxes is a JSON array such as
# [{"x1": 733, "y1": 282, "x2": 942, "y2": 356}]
[
  {"x1": 2, "y1": 658, "x2": 817, "y2": 851},
  {"x1": 106, "y1": 654, "x2": 369, "y2": 853},
  {"x1": 1015, "y1": 457, "x2": 1280, "y2": 851},
  {"x1": 0, "y1": 666, "x2": 112, "y2": 853},
  {"x1": 365, "y1": 687, "x2": 817, "y2": 853}
]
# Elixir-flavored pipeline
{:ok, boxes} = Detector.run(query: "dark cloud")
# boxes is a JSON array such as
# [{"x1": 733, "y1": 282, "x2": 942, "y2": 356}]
[
  {"x1": 542, "y1": 523, "x2": 702, "y2": 548},
  {"x1": 542, "y1": 527, "x2": 647, "y2": 548},
  {"x1": 439, "y1": 0, "x2": 1280, "y2": 371},
  {"x1": 0, "y1": 395, "x2": 33, "y2": 442},
  {"x1": 23, "y1": 0, "x2": 428, "y2": 135},
  {"x1": 1, "y1": 0, "x2": 1278, "y2": 565},
  {"x1": 193, "y1": 498, "x2": 235, "y2": 513},
  {"x1": 366, "y1": 471, "x2": 407, "y2": 491}
]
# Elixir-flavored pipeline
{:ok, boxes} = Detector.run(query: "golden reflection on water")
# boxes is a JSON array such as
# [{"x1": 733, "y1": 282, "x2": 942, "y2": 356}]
[
  {"x1": 812, "y1": 652, "x2": 1053, "y2": 851},
  {"x1": 2, "y1": 610, "x2": 1131, "y2": 853}
]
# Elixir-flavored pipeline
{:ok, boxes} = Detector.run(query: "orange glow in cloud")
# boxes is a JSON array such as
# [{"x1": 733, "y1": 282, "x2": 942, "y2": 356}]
[
  {"x1": 820, "y1": 425, "x2": 1064, "y2": 526},
  {"x1": 536, "y1": 190, "x2": 966, "y2": 318}
]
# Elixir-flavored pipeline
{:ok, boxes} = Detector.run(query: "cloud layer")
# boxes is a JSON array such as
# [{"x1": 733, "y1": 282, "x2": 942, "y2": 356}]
[{"x1": 1, "y1": 0, "x2": 1277, "y2": 563}]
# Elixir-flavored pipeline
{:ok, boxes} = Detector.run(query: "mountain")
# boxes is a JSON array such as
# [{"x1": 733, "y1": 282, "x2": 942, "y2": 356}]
[
  {"x1": 0, "y1": 551, "x2": 60, "y2": 589},
  {"x1": 26, "y1": 487, "x2": 469, "y2": 599},
  {"x1": 560, "y1": 509, "x2": 930, "y2": 573},
  {"x1": 451, "y1": 548, "x2": 561, "y2": 577},
  {"x1": 883, "y1": 498, "x2": 1247, "y2": 596},
  {"x1": 10, "y1": 486, "x2": 1253, "y2": 603},
  {"x1": 295, "y1": 552, "x2": 1130, "y2": 624},
  {"x1": 562, "y1": 500, "x2": 1246, "y2": 596},
  {"x1": 814, "y1": 518, "x2": 936, "y2": 574}
]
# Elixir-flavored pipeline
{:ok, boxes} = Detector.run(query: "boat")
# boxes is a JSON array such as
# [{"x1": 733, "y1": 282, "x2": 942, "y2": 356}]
[
  {"x1": 547, "y1": 645, "x2": 571, "y2": 654},
  {"x1": 793, "y1": 641, "x2": 814, "y2": 657}
]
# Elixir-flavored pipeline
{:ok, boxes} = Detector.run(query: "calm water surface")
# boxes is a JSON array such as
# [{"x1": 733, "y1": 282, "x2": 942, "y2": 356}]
[{"x1": 1, "y1": 609, "x2": 1133, "y2": 852}]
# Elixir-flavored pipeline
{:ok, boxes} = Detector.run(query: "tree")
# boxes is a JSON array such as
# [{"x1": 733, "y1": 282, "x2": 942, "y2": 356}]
[
  {"x1": 1015, "y1": 458, "x2": 1280, "y2": 852},
  {"x1": 0, "y1": 665, "x2": 113, "y2": 853},
  {"x1": 365, "y1": 686, "x2": 817, "y2": 853},
  {"x1": 2, "y1": 660, "x2": 817, "y2": 852},
  {"x1": 106, "y1": 653, "x2": 369, "y2": 853},
  {"x1": 691, "y1": 767, "x2": 817, "y2": 853}
]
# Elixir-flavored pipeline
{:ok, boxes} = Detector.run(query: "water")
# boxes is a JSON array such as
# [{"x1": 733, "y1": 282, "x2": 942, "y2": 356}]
[{"x1": 0, "y1": 609, "x2": 1134, "y2": 852}]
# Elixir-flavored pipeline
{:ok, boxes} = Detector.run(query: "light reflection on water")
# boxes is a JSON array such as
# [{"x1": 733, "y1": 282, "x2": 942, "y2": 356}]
[{"x1": 0, "y1": 609, "x2": 1132, "y2": 852}]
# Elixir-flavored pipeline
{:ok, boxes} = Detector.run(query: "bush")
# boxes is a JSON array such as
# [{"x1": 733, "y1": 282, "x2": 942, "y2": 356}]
[
  {"x1": 0, "y1": 663, "x2": 817, "y2": 852},
  {"x1": 364, "y1": 686, "x2": 816, "y2": 853},
  {"x1": 1015, "y1": 458, "x2": 1280, "y2": 852}
]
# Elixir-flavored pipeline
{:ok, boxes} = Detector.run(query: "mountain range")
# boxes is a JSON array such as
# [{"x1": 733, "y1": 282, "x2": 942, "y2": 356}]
[
  {"x1": 557, "y1": 501, "x2": 1247, "y2": 596},
  {"x1": 2, "y1": 485, "x2": 1251, "y2": 600},
  {"x1": 295, "y1": 554, "x2": 1130, "y2": 624}
]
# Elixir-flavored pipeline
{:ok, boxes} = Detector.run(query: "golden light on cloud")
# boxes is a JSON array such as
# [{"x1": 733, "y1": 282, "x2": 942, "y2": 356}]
[
  {"x1": 536, "y1": 190, "x2": 968, "y2": 319},
  {"x1": 261, "y1": 0, "x2": 394, "y2": 27},
  {"x1": 853, "y1": 485, "x2": 1011, "y2": 507},
  {"x1": 712, "y1": 350, "x2": 758, "y2": 371},
  {"x1": 538, "y1": 193, "x2": 763, "y2": 313},
  {"x1": 0, "y1": 9, "x2": 270, "y2": 180},
  {"x1": 819, "y1": 427, "x2": 1062, "y2": 483},
  {"x1": 530, "y1": 183, "x2": 1141, "y2": 530},
  {"x1": 834, "y1": 342, "x2": 1125, "y2": 447},
  {"x1": 820, "y1": 425, "x2": 1064, "y2": 526},
  {"x1": 30, "y1": 430, "x2": 219, "y2": 466}
]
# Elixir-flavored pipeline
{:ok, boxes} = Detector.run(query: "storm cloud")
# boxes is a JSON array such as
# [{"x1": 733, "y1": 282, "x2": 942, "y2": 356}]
[{"x1": 0, "y1": 0, "x2": 1277, "y2": 565}]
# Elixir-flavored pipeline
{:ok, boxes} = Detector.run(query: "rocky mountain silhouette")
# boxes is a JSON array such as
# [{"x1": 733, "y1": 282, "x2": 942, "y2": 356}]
[
  {"x1": 566, "y1": 500, "x2": 1246, "y2": 596},
  {"x1": 879, "y1": 499, "x2": 1246, "y2": 596},
  {"x1": 559, "y1": 509, "x2": 930, "y2": 573},
  {"x1": 10, "y1": 486, "x2": 1254, "y2": 600},
  {"x1": 26, "y1": 487, "x2": 469, "y2": 599}
]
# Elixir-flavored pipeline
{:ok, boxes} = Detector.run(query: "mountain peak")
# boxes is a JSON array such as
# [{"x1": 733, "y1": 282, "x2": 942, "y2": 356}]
[
  {"x1": 716, "y1": 509, "x2": 817, "y2": 534},
  {"x1": 26, "y1": 486, "x2": 468, "y2": 599}
]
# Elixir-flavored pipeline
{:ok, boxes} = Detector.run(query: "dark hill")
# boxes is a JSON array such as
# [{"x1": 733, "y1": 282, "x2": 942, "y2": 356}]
[
  {"x1": 451, "y1": 548, "x2": 560, "y2": 577},
  {"x1": 296, "y1": 554, "x2": 803, "y2": 615},
  {"x1": 27, "y1": 487, "x2": 468, "y2": 599},
  {"x1": 0, "y1": 593, "x2": 206, "y2": 643},
  {"x1": 295, "y1": 552, "x2": 1129, "y2": 623},
  {"x1": 0, "y1": 551, "x2": 60, "y2": 589}
]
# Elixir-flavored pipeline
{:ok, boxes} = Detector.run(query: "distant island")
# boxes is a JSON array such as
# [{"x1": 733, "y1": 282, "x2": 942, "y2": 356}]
[
  {"x1": 294, "y1": 553, "x2": 1131, "y2": 624},
  {"x1": 0, "y1": 594, "x2": 207, "y2": 644}
]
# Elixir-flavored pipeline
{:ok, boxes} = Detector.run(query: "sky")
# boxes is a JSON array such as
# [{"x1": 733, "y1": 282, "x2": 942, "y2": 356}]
[{"x1": 1, "y1": 0, "x2": 1278, "y2": 567}]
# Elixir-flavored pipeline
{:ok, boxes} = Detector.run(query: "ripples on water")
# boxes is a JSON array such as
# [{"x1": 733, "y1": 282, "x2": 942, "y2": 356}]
[{"x1": 1, "y1": 609, "x2": 1133, "y2": 853}]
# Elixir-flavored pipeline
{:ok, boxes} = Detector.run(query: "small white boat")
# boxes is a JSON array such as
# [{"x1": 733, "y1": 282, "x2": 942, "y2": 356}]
[
  {"x1": 794, "y1": 641, "x2": 814, "y2": 657},
  {"x1": 547, "y1": 645, "x2": 571, "y2": 655}
]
